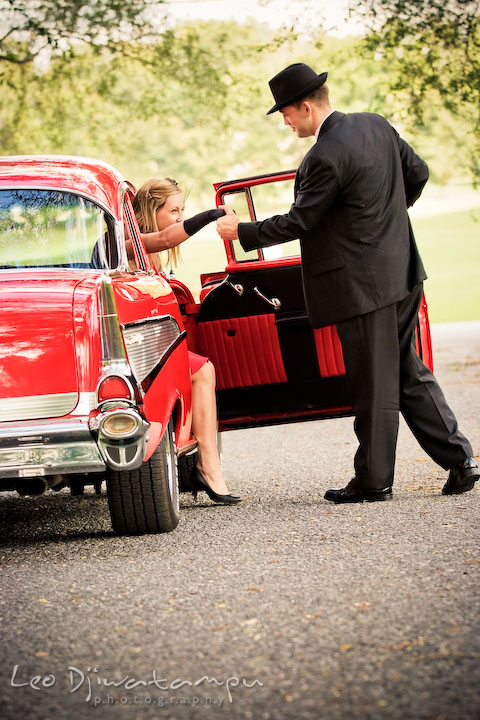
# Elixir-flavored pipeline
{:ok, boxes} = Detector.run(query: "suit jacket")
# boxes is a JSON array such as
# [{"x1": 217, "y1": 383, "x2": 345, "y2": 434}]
[{"x1": 238, "y1": 111, "x2": 428, "y2": 328}]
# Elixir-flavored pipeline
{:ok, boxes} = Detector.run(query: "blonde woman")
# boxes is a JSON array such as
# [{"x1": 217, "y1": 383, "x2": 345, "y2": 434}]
[{"x1": 129, "y1": 177, "x2": 240, "y2": 505}]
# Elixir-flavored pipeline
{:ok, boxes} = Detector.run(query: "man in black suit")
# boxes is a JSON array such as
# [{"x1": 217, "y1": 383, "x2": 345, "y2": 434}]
[{"x1": 217, "y1": 63, "x2": 479, "y2": 502}]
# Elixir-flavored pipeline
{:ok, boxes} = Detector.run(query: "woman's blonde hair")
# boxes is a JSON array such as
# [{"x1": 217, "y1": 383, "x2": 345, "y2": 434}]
[{"x1": 132, "y1": 177, "x2": 183, "y2": 272}]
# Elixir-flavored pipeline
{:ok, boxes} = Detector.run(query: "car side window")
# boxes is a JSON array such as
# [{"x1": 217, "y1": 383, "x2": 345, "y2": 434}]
[
  {"x1": 0, "y1": 189, "x2": 117, "y2": 270},
  {"x1": 220, "y1": 190, "x2": 259, "y2": 262},
  {"x1": 90, "y1": 218, "x2": 118, "y2": 270},
  {"x1": 221, "y1": 178, "x2": 301, "y2": 262},
  {"x1": 250, "y1": 180, "x2": 301, "y2": 260}
]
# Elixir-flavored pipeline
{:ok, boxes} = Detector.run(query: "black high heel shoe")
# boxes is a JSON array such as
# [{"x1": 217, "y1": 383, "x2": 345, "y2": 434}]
[{"x1": 190, "y1": 467, "x2": 241, "y2": 505}]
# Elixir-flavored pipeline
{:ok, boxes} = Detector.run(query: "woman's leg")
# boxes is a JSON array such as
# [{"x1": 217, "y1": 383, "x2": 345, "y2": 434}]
[{"x1": 190, "y1": 361, "x2": 231, "y2": 495}]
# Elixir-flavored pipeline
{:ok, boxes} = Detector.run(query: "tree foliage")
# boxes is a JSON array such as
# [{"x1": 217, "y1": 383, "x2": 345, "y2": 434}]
[
  {"x1": 349, "y1": 0, "x2": 480, "y2": 183},
  {"x1": 0, "y1": 10, "x2": 476, "y2": 198},
  {"x1": 0, "y1": 0, "x2": 158, "y2": 65},
  {"x1": 0, "y1": 2, "x2": 236, "y2": 158}
]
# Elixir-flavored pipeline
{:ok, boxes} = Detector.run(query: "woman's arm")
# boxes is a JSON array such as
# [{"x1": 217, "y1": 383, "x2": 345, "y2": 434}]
[
  {"x1": 125, "y1": 222, "x2": 187, "y2": 260},
  {"x1": 126, "y1": 208, "x2": 226, "y2": 259}
]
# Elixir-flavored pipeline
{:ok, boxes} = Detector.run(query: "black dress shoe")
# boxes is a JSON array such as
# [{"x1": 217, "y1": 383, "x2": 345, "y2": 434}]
[
  {"x1": 324, "y1": 478, "x2": 393, "y2": 504},
  {"x1": 442, "y1": 457, "x2": 480, "y2": 495},
  {"x1": 190, "y1": 467, "x2": 241, "y2": 505}
]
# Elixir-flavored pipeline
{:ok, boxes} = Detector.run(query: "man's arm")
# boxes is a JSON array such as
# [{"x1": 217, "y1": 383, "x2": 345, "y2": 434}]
[
  {"x1": 396, "y1": 133, "x2": 429, "y2": 207},
  {"x1": 216, "y1": 155, "x2": 338, "y2": 250}
]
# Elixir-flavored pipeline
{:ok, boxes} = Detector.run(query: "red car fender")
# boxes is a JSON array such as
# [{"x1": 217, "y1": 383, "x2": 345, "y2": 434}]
[
  {"x1": 142, "y1": 339, "x2": 193, "y2": 455},
  {"x1": 111, "y1": 274, "x2": 193, "y2": 453}
]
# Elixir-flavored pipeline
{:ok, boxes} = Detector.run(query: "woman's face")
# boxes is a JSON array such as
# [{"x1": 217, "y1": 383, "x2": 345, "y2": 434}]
[{"x1": 155, "y1": 192, "x2": 185, "y2": 231}]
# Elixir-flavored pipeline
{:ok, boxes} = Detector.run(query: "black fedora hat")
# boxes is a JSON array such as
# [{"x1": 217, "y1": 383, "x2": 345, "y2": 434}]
[{"x1": 266, "y1": 63, "x2": 328, "y2": 115}]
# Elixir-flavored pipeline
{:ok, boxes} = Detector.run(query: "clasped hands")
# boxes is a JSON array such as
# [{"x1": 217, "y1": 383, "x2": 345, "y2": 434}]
[{"x1": 216, "y1": 205, "x2": 240, "y2": 241}]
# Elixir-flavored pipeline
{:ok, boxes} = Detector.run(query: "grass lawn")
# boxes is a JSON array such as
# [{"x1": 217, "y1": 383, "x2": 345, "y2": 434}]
[
  {"x1": 174, "y1": 207, "x2": 480, "y2": 324},
  {"x1": 413, "y1": 208, "x2": 480, "y2": 323}
]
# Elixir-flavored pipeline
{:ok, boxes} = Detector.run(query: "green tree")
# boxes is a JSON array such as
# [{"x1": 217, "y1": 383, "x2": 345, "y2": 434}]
[
  {"x1": 349, "y1": 0, "x2": 480, "y2": 183},
  {"x1": 0, "y1": 15, "x2": 475, "y2": 192},
  {"x1": 0, "y1": 5, "x2": 237, "y2": 161},
  {"x1": 0, "y1": 0, "x2": 157, "y2": 65}
]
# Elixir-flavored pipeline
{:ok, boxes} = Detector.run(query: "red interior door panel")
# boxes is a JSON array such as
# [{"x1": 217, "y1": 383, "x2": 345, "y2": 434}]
[
  {"x1": 314, "y1": 326, "x2": 346, "y2": 377},
  {"x1": 196, "y1": 313, "x2": 287, "y2": 390}
]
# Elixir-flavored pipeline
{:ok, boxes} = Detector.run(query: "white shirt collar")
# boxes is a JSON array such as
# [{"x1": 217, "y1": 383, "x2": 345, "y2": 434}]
[{"x1": 314, "y1": 110, "x2": 335, "y2": 141}]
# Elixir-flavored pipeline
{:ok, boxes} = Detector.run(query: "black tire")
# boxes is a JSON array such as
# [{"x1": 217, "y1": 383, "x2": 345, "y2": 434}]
[
  {"x1": 106, "y1": 419, "x2": 180, "y2": 535},
  {"x1": 178, "y1": 448, "x2": 198, "y2": 492}
]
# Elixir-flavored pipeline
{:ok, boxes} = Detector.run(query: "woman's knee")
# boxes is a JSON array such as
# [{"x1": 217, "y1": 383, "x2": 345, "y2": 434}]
[{"x1": 192, "y1": 359, "x2": 216, "y2": 387}]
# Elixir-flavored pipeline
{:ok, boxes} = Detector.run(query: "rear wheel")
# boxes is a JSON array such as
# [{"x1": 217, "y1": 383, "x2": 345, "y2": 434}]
[{"x1": 106, "y1": 419, "x2": 179, "y2": 535}]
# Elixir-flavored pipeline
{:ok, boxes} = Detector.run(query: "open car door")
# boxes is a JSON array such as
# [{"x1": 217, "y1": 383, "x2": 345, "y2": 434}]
[{"x1": 190, "y1": 171, "x2": 433, "y2": 432}]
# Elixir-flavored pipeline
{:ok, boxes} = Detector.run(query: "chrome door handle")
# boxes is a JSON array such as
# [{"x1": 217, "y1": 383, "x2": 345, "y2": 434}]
[
  {"x1": 253, "y1": 286, "x2": 281, "y2": 310},
  {"x1": 227, "y1": 281, "x2": 244, "y2": 296}
]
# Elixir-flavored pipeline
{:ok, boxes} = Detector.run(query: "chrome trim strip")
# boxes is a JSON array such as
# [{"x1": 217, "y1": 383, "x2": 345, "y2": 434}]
[
  {"x1": 122, "y1": 315, "x2": 182, "y2": 383},
  {"x1": 0, "y1": 392, "x2": 79, "y2": 422},
  {"x1": 0, "y1": 392, "x2": 97, "y2": 423},
  {"x1": 113, "y1": 216, "x2": 129, "y2": 272},
  {"x1": 123, "y1": 196, "x2": 147, "y2": 272},
  {"x1": 71, "y1": 392, "x2": 98, "y2": 415}
]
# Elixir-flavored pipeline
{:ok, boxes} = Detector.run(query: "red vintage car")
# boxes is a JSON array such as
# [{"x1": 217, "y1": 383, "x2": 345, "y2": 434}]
[
  {"x1": 0, "y1": 155, "x2": 194, "y2": 535},
  {"x1": 0, "y1": 156, "x2": 434, "y2": 535}
]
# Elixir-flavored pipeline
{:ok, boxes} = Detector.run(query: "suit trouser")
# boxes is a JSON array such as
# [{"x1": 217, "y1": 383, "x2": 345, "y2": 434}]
[{"x1": 335, "y1": 283, "x2": 472, "y2": 489}]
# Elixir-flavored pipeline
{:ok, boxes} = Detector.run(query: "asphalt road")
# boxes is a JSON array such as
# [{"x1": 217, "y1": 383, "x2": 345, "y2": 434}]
[{"x1": 0, "y1": 321, "x2": 479, "y2": 720}]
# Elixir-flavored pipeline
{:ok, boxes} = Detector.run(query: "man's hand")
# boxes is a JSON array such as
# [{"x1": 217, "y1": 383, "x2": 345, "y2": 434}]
[{"x1": 216, "y1": 205, "x2": 240, "y2": 241}]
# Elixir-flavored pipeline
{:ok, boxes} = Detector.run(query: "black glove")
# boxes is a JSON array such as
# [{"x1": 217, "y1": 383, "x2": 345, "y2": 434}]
[{"x1": 183, "y1": 208, "x2": 226, "y2": 237}]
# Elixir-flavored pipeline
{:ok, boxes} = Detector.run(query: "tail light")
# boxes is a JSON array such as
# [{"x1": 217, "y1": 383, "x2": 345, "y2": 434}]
[
  {"x1": 101, "y1": 412, "x2": 138, "y2": 437},
  {"x1": 97, "y1": 375, "x2": 132, "y2": 403}
]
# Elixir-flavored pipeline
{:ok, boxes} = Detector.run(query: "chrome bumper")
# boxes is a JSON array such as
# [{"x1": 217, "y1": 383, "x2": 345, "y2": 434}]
[
  {"x1": 0, "y1": 418, "x2": 104, "y2": 479},
  {"x1": 0, "y1": 412, "x2": 149, "y2": 480}
]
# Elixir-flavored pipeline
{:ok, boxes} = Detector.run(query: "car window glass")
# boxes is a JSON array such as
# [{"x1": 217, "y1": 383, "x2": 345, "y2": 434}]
[
  {"x1": 221, "y1": 190, "x2": 259, "y2": 262},
  {"x1": 222, "y1": 178, "x2": 300, "y2": 262},
  {"x1": 249, "y1": 179, "x2": 301, "y2": 260},
  {"x1": 0, "y1": 189, "x2": 116, "y2": 269}
]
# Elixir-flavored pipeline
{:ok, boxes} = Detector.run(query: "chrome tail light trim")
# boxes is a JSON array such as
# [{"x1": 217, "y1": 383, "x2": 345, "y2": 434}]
[
  {"x1": 97, "y1": 277, "x2": 129, "y2": 364},
  {"x1": 89, "y1": 406, "x2": 150, "y2": 471},
  {"x1": 96, "y1": 277, "x2": 142, "y2": 401}
]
